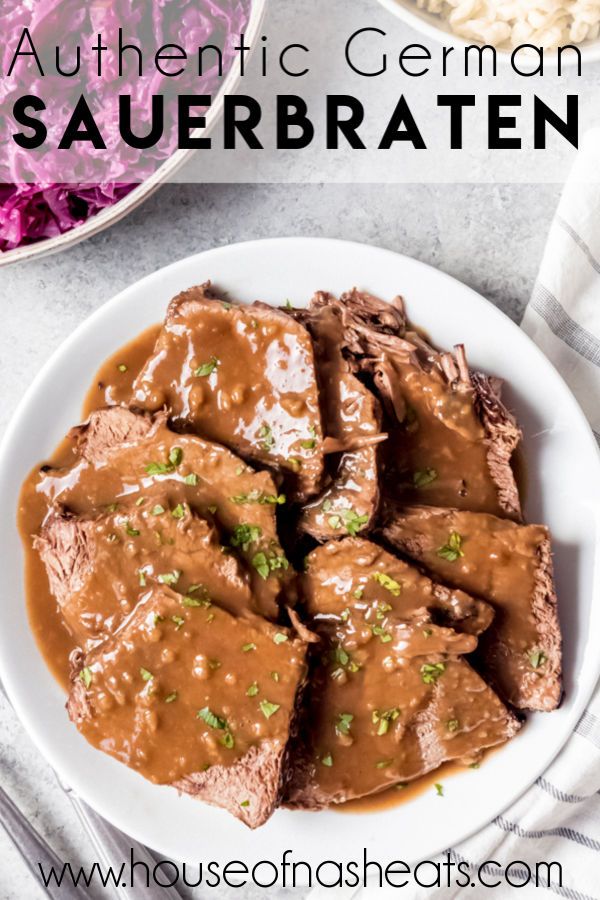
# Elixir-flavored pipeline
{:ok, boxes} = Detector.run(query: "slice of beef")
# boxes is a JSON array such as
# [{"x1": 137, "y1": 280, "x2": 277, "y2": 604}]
[
  {"x1": 301, "y1": 536, "x2": 494, "y2": 637},
  {"x1": 289, "y1": 298, "x2": 386, "y2": 542},
  {"x1": 284, "y1": 538, "x2": 519, "y2": 809},
  {"x1": 35, "y1": 498, "x2": 253, "y2": 645},
  {"x1": 316, "y1": 289, "x2": 522, "y2": 520},
  {"x1": 73, "y1": 406, "x2": 154, "y2": 463},
  {"x1": 34, "y1": 408, "x2": 291, "y2": 620},
  {"x1": 377, "y1": 502, "x2": 562, "y2": 711},
  {"x1": 130, "y1": 283, "x2": 325, "y2": 502},
  {"x1": 67, "y1": 587, "x2": 307, "y2": 829}
]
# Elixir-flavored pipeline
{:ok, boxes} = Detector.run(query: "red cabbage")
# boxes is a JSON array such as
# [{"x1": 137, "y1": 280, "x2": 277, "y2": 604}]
[{"x1": 0, "y1": 0, "x2": 251, "y2": 252}]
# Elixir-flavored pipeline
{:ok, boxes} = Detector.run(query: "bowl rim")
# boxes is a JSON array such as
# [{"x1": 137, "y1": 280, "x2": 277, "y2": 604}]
[
  {"x1": 0, "y1": 0, "x2": 268, "y2": 269},
  {"x1": 377, "y1": 0, "x2": 600, "y2": 65}
]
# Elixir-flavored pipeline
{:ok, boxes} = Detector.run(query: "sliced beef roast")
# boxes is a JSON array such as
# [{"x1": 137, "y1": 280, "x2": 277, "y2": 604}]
[
  {"x1": 34, "y1": 408, "x2": 290, "y2": 620},
  {"x1": 130, "y1": 283, "x2": 325, "y2": 502},
  {"x1": 284, "y1": 537, "x2": 519, "y2": 809},
  {"x1": 68, "y1": 587, "x2": 307, "y2": 828},
  {"x1": 315, "y1": 289, "x2": 522, "y2": 520},
  {"x1": 35, "y1": 499, "x2": 254, "y2": 645},
  {"x1": 378, "y1": 502, "x2": 562, "y2": 711},
  {"x1": 290, "y1": 298, "x2": 386, "y2": 542}
]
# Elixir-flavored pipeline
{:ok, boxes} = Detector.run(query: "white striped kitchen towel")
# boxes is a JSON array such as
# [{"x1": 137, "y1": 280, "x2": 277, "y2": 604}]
[{"x1": 338, "y1": 138, "x2": 600, "y2": 900}]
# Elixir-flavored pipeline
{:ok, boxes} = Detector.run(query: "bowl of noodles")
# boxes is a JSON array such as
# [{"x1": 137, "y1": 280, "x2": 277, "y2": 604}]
[{"x1": 0, "y1": 0, "x2": 266, "y2": 266}]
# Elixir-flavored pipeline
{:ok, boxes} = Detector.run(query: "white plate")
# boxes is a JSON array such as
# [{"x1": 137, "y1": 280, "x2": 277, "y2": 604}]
[{"x1": 1, "y1": 238, "x2": 599, "y2": 875}]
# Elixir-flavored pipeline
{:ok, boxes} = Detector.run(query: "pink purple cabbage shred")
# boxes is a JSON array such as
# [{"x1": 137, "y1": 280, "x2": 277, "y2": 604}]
[{"x1": 0, "y1": 0, "x2": 251, "y2": 252}]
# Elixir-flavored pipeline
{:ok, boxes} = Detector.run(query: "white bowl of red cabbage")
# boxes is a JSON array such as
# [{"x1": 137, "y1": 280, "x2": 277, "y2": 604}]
[{"x1": 0, "y1": 0, "x2": 263, "y2": 265}]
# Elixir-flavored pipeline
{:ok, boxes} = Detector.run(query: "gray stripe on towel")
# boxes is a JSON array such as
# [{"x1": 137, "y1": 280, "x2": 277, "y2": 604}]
[
  {"x1": 556, "y1": 216, "x2": 600, "y2": 275},
  {"x1": 530, "y1": 284, "x2": 600, "y2": 366},
  {"x1": 576, "y1": 710, "x2": 600, "y2": 750},
  {"x1": 493, "y1": 816, "x2": 600, "y2": 852},
  {"x1": 536, "y1": 777, "x2": 587, "y2": 804}
]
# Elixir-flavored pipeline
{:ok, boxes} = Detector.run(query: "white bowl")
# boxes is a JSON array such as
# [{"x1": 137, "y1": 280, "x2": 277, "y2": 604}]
[
  {"x1": 0, "y1": 0, "x2": 267, "y2": 269},
  {"x1": 0, "y1": 237, "x2": 599, "y2": 872},
  {"x1": 377, "y1": 0, "x2": 600, "y2": 65}
]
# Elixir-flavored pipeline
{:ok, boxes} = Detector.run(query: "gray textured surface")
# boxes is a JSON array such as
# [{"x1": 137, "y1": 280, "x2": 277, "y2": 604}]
[{"x1": 0, "y1": 180, "x2": 561, "y2": 898}]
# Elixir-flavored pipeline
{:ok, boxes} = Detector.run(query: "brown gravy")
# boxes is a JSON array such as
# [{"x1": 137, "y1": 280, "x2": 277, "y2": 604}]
[
  {"x1": 17, "y1": 288, "x2": 541, "y2": 821},
  {"x1": 19, "y1": 325, "x2": 161, "y2": 689},
  {"x1": 338, "y1": 760, "x2": 467, "y2": 814}
]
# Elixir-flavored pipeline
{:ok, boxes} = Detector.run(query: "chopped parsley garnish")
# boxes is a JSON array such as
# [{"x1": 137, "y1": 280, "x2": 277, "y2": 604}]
[
  {"x1": 240, "y1": 799, "x2": 250, "y2": 808},
  {"x1": 322, "y1": 499, "x2": 332, "y2": 512},
  {"x1": 375, "y1": 601, "x2": 392, "y2": 621},
  {"x1": 246, "y1": 682, "x2": 259, "y2": 697},
  {"x1": 258, "y1": 424, "x2": 274, "y2": 450},
  {"x1": 376, "y1": 759, "x2": 392, "y2": 769},
  {"x1": 140, "y1": 667, "x2": 153, "y2": 682},
  {"x1": 242, "y1": 642, "x2": 257, "y2": 652},
  {"x1": 447, "y1": 719, "x2": 460, "y2": 732},
  {"x1": 271, "y1": 671, "x2": 280, "y2": 682},
  {"x1": 437, "y1": 532, "x2": 465, "y2": 562},
  {"x1": 151, "y1": 504, "x2": 165, "y2": 516},
  {"x1": 353, "y1": 587, "x2": 364, "y2": 600},
  {"x1": 117, "y1": 363, "x2": 128, "y2": 373},
  {"x1": 124, "y1": 522, "x2": 140, "y2": 537},
  {"x1": 169, "y1": 447, "x2": 183, "y2": 467},
  {"x1": 164, "y1": 692, "x2": 178, "y2": 703},
  {"x1": 184, "y1": 473, "x2": 198, "y2": 486},
  {"x1": 158, "y1": 570, "x2": 181, "y2": 586},
  {"x1": 194, "y1": 357, "x2": 219, "y2": 377},
  {"x1": 146, "y1": 461, "x2": 173, "y2": 476},
  {"x1": 336, "y1": 713, "x2": 354, "y2": 736},
  {"x1": 300, "y1": 428, "x2": 318, "y2": 451},
  {"x1": 340, "y1": 607, "x2": 351, "y2": 622},
  {"x1": 171, "y1": 615, "x2": 185, "y2": 630},
  {"x1": 421, "y1": 662, "x2": 446, "y2": 684},
  {"x1": 197, "y1": 707, "x2": 227, "y2": 730},
  {"x1": 251, "y1": 550, "x2": 289, "y2": 580},
  {"x1": 259, "y1": 700, "x2": 280, "y2": 719},
  {"x1": 331, "y1": 645, "x2": 360, "y2": 674},
  {"x1": 413, "y1": 468, "x2": 438, "y2": 488},
  {"x1": 528, "y1": 649, "x2": 547, "y2": 669},
  {"x1": 231, "y1": 490, "x2": 285, "y2": 506},
  {"x1": 372, "y1": 707, "x2": 400, "y2": 735},
  {"x1": 171, "y1": 503, "x2": 186, "y2": 519},
  {"x1": 221, "y1": 732, "x2": 235, "y2": 749},
  {"x1": 273, "y1": 632, "x2": 288, "y2": 645},
  {"x1": 344, "y1": 510, "x2": 369, "y2": 536},
  {"x1": 371, "y1": 624, "x2": 392, "y2": 644},
  {"x1": 207, "y1": 505, "x2": 217, "y2": 514},
  {"x1": 80, "y1": 667, "x2": 92, "y2": 688},
  {"x1": 288, "y1": 457, "x2": 301, "y2": 471},
  {"x1": 372, "y1": 572, "x2": 402, "y2": 597},
  {"x1": 326, "y1": 507, "x2": 368, "y2": 536},
  {"x1": 321, "y1": 753, "x2": 333, "y2": 767},
  {"x1": 208, "y1": 659, "x2": 221, "y2": 671},
  {"x1": 435, "y1": 783, "x2": 444, "y2": 797},
  {"x1": 230, "y1": 523, "x2": 262, "y2": 551},
  {"x1": 105, "y1": 502, "x2": 118, "y2": 513}
]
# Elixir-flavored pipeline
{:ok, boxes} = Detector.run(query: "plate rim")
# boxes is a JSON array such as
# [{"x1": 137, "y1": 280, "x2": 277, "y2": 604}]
[{"x1": 1, "y1": 235, "x2": 600, "y2": 871}]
